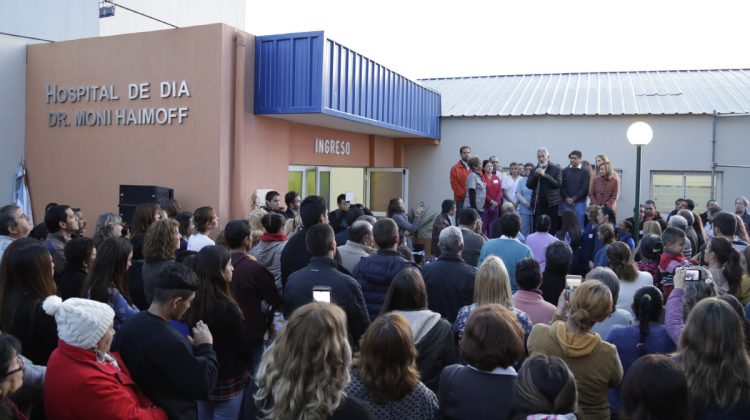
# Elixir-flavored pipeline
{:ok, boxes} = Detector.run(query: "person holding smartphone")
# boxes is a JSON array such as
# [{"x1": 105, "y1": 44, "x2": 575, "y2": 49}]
[
  {"x1": 283, "y1": 224, "x2": 370, "y2": 351},
  {"x1": 664, "y1": 265, "x2": 716, "y2": 344}
]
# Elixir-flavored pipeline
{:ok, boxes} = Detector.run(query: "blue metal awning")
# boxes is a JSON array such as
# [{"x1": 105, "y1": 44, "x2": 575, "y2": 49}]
[{"x1": 254, "y1": 31, "x2": 440, "y2": 139}]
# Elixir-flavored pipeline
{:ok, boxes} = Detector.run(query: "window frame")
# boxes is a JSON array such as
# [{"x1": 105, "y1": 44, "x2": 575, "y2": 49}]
[{"x1": 649, "y1": 170, "x2": 722, "y2": 210}]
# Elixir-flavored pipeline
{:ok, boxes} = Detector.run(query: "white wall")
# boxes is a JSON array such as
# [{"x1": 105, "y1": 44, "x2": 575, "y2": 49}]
[
  {"x1": 99, "y1": 0, "x2": 245, "y2": 35},
  {"x1": 0, "y1": 0, "x2": 99, "y2": 205},
  {"x1": 0, "y1": 0, "x2": 99, "y2": 42},
  {"x1": 713, "y1": 114, "x2": 750, "y2": 210},
  {"x1": 405, "y1": 114, "x2": 750, "y2": 221},
  {"x1": 0, "y1": 37, "x2": 30, "y2": 204}
]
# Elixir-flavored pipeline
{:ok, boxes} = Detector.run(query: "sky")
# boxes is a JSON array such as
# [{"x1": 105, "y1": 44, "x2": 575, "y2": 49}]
[{"x1": 246, "y1": 0, "x2": 750, "y2": 80}]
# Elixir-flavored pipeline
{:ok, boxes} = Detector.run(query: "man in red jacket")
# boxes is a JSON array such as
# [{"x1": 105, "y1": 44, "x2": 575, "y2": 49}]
[{"x1": 450, "y1": 146, "x2": 472, "y2": 210}]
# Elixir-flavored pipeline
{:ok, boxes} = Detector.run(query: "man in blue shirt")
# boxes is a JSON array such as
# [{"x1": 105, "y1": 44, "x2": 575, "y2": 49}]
[{"x1": 478, "y1": 212, "x2": 533, "y2": 291}]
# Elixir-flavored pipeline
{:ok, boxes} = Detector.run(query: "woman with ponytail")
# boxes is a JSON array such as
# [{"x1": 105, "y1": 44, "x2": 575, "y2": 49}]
[
  {"x1": 605, "y1": 286, "x2": 676, "y2": 417},
  {"x1": 705, "y1": 236, "x2": 742, "y2": 296},
  {"x1": 528, "y1": 280, "x2": 623, "y2": 419}
]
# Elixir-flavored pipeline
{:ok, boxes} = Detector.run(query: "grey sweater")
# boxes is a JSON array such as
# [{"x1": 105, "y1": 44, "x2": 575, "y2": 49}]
[{"x1": 250, "y1": 240, "x2": 286, "y2": 292}]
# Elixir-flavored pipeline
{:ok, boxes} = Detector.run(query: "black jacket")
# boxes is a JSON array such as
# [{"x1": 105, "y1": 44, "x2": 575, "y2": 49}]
[
  {"x1": 438, "y1": 364, "x2": 516, "y2": 420},
  {"x1": 141, "y1": 258, "x2": 171, "y2": 307},
  {"x1": 561, "y1": 165, "x2": 590, "y2": 202},
  {"x1": 526, "y1": 162, "x2": 563, "y2": 208},
  {"x1": 1, "y1": 289, "x2": 58, "y2": 365},
  {"x1": 423, "y1": 256, "x2": 476, "y2": 323},
  {"x1": 280, "y1": 227, "x2": 344, "y2": 288},
  {"x1": 116, "y1": 312, "x2": 218, "y2": 420},
  {"x1": 541, "y1": 271, "x2": 567, "y2": 306},
  {"x1": 58, "y1": 267, "x2": 87, "y2": 300},
  {"x1": 328, "y1": 209, "x2": 348, "y2": 234},
  {"x1": 284, "y1": 257, "x2": 370, "y2": 349},
  {"x1": 203, "y1": 300, "x2": 253, "y2": 381},
  {"x1": 414, "y1": 317, "x2": 456, "y2": 392},
  {"x1": 128, "y1": 259, "x2": 148, "y2": 310}
]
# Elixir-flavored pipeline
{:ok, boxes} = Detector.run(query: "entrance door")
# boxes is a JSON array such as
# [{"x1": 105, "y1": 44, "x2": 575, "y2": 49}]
[
  {"x1": 366, "y1": 168, "x2": 409, "y2": 217},
  {"x1": 288, "y1": 165, "x2": 331, "y2": 206}
]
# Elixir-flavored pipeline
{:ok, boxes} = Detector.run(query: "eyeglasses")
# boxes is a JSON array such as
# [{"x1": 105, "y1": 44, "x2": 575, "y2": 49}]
[{"x1": 1, "y1": 355, "x2": 23, "y2": 378}]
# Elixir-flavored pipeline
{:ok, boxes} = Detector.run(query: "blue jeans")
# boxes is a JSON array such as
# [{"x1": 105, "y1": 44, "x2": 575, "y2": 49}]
[
  {"x1": 560, "y1": 200, "x2": 586, "y2": 231},
  {"x1": 520, "y1": 213, "x2": 534, "y2": 237},
  {"x1": 198, "y1": 386, "x2": 246, "y2": 420}
]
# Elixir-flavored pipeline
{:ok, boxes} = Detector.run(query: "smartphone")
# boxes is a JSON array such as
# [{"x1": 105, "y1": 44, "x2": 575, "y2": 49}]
[
  {"x1": 685, "y1": 268, "x2": 701, "y2": 281},
  {"x1": 565, "y1": 275, "x2": 582, "y2": 290},
  {"x1": 312, "y1": 286, "x2": 332, "y2": 303}
]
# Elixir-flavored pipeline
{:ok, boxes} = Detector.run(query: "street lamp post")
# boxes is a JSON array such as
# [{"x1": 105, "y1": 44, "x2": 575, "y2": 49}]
[{"x1": 627, "y1": 122, "x2": 653, "y2": 244}]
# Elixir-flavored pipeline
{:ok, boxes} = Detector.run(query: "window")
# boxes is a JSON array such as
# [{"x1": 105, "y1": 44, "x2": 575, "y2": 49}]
[
  {"x1": 366, "y1": 168, "x2": 409, "y2": 216},
  {"x1": 650, "y1": 172, "x2": 722, "y2": 211}
]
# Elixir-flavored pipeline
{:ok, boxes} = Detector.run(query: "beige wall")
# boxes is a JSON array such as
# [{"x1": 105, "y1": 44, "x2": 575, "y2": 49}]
[
  {"x1": 26, "y1": 23, "x2": 406, "y2": 229},
  {"x1": 26, "y1": 24, "x2": 235, "y2": 226}
]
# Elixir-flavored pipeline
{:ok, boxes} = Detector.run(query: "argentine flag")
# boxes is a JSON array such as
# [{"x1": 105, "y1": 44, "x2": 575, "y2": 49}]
[{"x1": 13, "y1": 163, "x2": 33, "y2": 225}]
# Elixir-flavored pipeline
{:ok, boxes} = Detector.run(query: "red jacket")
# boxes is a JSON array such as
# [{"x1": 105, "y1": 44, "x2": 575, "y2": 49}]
[
  {"x1": 45, "y1": 340, "x2": 167, "y2": 420},
  {"x1": 450, "y1": 160, "x2": 471, "y2": 202},
  {"x1": 482, "y1": 173, "x2": 503, "y2": 207}
]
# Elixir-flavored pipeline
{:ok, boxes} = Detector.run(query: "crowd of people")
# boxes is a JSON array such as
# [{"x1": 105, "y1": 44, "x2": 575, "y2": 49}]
[{"x1": 0, "y1": 146, "x2": 749, "y2": 419}]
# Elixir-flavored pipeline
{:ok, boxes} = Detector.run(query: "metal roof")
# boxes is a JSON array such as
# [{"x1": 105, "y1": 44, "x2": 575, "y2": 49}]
[{"x1": 418, "y1": 69, "x2": 750, "y2": 117}]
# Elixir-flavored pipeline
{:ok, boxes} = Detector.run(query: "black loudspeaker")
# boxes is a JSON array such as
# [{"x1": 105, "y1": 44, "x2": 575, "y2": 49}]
[
  {"x1": 119, "y1": 185, "x2": 174, "y2": 206},
  {"x1": 118, "y1": 204, "x2": 137, "y2": 226},
  {"x1": 118, "y1": 185, "x2": 174, "y2": 225}
]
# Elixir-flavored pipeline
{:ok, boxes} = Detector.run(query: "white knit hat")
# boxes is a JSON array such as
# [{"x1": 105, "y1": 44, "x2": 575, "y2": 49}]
[{"x1": 43, "y1": 296, "x2": 115, "y2": 350}]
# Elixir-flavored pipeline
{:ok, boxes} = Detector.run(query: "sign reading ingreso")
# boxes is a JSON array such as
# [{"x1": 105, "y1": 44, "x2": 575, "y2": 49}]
[
  {"x1": 314, "y1": 138, "x2": 351, "y2": 156},
  {"x1": 46, "y1": 81, "x2": 191, "y2": 127}
]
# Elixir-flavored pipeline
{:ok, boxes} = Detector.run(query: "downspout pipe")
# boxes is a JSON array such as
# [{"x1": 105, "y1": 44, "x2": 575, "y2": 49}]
[
  {"x1": 231, "y1": 33, "x2": 246, "y2": 219},
  {"x1": 710, "y1": 110, "x2": 717, "y2": 200}
]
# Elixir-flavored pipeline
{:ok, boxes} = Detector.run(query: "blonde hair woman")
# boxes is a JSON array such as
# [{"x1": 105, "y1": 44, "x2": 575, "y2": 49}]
[
  {"x1": 452, "y1": 256, "x2": 533, "y2": 344},
  {"x1": 590, "y1": 160, "x2": 620, "y2": 211},
  {"x1": 283, "y1": 215, "x2": 301, "y2": 238},
  {"x1": 642, "y1": 220, "x2": 663, "y2": 237},
  {"x1": 250, "y1": 303, "x2": 372, "y2": 420},
  {"x1": 528, "y1": 280, "x2": 623, "y2": 419},
  {"x1": 247, "y1": 209, "x2": 267, "y2": 250}
]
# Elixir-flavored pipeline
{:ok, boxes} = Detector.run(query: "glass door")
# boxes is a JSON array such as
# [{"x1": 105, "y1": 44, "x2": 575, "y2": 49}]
[
  {"x1": 288, "y1": 165, "x2": 333, "y2": 207},
  {"x1": 366, "y1": 168, "x2": 409, "y2": 217},
  {"x1": 317, "y1": 166, "x2": 331, "y2": 208},
  {"x1": 287, "y1": 165, "x2": 307, "y2": 198}
]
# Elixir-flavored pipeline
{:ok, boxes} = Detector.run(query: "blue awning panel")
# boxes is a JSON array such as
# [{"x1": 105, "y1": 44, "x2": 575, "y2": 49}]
[{"x1": 255, "y1": 32, "x2": 440, "y2": 139}]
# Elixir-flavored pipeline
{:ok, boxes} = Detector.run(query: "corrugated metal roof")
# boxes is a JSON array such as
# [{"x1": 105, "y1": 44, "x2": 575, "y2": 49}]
[{"x1": 418, "y1": 69, "x2": 750, "y2": 117}]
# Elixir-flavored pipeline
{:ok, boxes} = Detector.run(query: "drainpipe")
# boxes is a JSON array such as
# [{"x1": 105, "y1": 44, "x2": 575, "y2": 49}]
[
  {"x1": 711, "y1": 110, "x2": 717, "y2": 200},
  {"x1": 231, "y1": 33, "x2": 246, "y2": 218}
]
